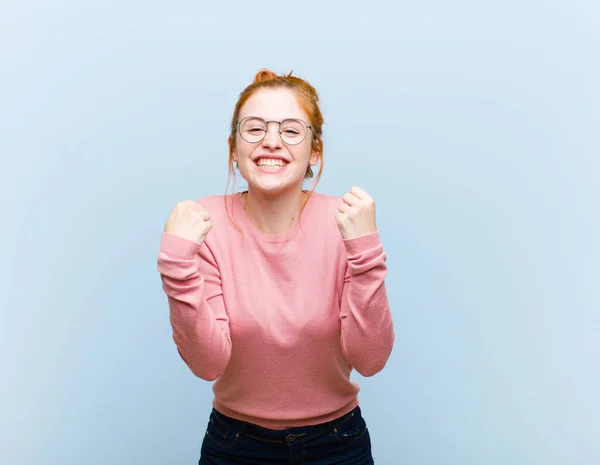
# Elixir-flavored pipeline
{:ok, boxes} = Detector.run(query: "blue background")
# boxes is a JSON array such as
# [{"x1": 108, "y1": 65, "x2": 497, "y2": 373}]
[{"x1": 1, "y1": 1, "x2": 598, "y2": 464}]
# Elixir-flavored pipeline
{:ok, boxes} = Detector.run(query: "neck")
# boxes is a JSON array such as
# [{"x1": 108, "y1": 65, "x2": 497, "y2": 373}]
[{"x1": 242, "y1": 186, "x2": 307, "y2": 236}]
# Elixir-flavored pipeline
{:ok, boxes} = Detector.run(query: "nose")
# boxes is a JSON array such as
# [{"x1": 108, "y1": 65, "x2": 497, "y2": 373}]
[{"x1": 261, "y1": 122, "x2": 282, "y2": 149}]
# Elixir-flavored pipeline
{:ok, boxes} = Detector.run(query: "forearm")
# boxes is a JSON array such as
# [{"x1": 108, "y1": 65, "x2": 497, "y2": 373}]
[
  {"x1": 339, "y1": 232, "x2": 395, "y2": 377},
  {"x1": 158, "y1": 233, "x2": 231, "y2": 381}
]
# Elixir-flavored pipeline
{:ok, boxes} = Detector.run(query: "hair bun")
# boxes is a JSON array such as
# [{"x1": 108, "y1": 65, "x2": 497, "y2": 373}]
[{"x1": 253, "y1": 68, "x2": 280, "y2": 83}]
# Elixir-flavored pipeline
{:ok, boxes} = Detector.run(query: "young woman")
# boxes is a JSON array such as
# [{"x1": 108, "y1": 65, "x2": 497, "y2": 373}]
[{"x1": 157, "y1": 69, "x2": 395, "y2": 464}]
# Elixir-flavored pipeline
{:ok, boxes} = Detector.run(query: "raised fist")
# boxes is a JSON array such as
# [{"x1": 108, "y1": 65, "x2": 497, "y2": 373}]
[
  {"x1": 336, "y1": 186, "x2": 377, "y2": 240},
  {"x1": 164, "y1": 200, "x2": 213, "y2": 245}
]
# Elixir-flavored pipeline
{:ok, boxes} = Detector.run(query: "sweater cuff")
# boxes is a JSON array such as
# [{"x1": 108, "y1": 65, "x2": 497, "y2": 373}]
[
  {"x1": 160, "y1": 232, "x2": 203, "y2": 259},
  {"x1": 342, "y1": 231, "x2": 382, "y2": 256}
]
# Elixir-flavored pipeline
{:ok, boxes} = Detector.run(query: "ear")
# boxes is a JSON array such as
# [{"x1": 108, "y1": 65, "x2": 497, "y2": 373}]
[
  {"x1": 309, "y1": 139, "x2": 320, "y2": 166},
  {"x1": 229, "y1": 135, "x2": 238, "y2": 162}
]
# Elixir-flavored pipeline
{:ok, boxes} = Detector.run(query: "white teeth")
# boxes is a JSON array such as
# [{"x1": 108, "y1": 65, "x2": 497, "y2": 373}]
[{"x1": 256, "y1": 158, "x2": 286, "y2": 168}]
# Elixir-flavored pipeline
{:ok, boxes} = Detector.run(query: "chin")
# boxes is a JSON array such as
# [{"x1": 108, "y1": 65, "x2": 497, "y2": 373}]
[
  {"x1": 240, "y1": 168, "x2": 305, "y2": 195},
  {"x1": 251, "y1": 182, "x2": 292, "y2": 196}
]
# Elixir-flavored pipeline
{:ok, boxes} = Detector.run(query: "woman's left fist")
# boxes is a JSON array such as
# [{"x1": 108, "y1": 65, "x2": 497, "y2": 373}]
[{"x1": 335, "y1": 186, "x2": 377, "y2": 240}]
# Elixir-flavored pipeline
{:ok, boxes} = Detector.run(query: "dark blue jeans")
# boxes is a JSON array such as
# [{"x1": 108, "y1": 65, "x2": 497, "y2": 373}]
[{"x1": 199, "y1": 406, "x2": 374, "y2": 465}]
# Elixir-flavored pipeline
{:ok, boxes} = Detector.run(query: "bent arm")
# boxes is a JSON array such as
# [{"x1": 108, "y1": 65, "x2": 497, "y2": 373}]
[
  {"x1": 157, "y1": 233, "x2": 231, "y2": 381},
  {"x1": 339, "y1": 232, "x2": 395, "y2": 377}
]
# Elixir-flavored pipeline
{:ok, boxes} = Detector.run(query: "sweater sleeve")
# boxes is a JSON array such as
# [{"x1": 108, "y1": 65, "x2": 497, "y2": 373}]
[
  {"x1": 339, "y1": 231, "x2": 395, "y2": 377},
  {"x1": 157, "y1": 232, "x2": 231, "y2": 381}
]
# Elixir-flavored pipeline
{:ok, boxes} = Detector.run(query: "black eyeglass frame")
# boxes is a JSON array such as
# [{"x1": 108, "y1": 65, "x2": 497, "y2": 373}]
[{"x1": 235, "y1": 116, "x2": 317, "y2": 146}]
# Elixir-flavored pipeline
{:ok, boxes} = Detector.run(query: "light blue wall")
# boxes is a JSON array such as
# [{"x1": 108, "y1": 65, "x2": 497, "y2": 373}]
[{"x1": 1, "y1": 1, "x2": 598, "y2": 464}]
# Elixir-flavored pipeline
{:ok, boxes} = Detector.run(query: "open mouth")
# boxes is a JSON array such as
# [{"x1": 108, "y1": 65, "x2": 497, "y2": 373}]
[{"x1": 254, "y1": 157, "x2": 289, "y2": 171}]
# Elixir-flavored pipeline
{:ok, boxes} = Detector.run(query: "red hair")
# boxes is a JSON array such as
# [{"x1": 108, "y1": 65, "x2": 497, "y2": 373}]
[{"x1": 225, "y1": 69, "x2": 325, "y2": 232}]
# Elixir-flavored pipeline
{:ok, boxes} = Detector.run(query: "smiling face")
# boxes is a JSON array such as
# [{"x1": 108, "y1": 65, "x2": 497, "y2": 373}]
[{"x1": 230, "y1": 89, "x2": 320, "y2": 196}]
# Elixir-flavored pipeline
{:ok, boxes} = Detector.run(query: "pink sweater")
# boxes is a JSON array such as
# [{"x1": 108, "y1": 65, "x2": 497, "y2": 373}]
[{"x1": 157, "y1": 191, "x2": 394, "y2": 429}]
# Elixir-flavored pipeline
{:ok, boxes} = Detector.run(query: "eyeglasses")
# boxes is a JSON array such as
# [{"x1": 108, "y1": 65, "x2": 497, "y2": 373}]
[{"x1": 235, "y1": 116, "x2": 316, "y2": 146}]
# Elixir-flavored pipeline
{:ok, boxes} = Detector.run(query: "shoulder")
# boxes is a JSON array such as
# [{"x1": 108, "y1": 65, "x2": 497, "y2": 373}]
[
  {"x1": 194, "y1": 194, "x2": 235, "y2": 218},
  {"x1": 306, "y1": 191, "x2": 341, "y2": 214},
  {"x1": 193, "y1": 194, "x2": 240, "y2": 257},
  {"x1": 305, "y1": 191, "x2": 343, "y2": 235},
  {"x1": 192, "y1": 194, "x2": 241, "y2": 238}
]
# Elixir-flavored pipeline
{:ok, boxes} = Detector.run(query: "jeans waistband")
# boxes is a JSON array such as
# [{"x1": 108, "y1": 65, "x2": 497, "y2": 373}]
[{"x1": 210, "y1": 406, "x2": 361, "y2": 444}]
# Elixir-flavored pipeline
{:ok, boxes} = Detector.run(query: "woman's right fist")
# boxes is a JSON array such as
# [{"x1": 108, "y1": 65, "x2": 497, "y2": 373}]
[{"x1": 164, "y1": 200, "x2": 213, "y2": 245}]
